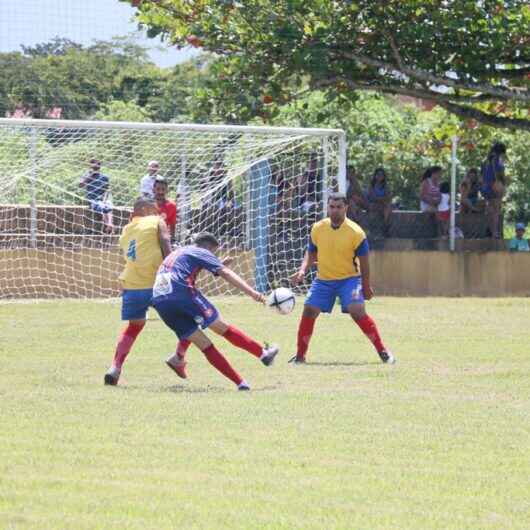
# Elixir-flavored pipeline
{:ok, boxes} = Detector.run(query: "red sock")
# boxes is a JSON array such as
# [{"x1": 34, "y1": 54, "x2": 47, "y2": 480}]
[
  {"x1": 222, "y1": 325, "x2": 262, "y2": 358},
  {"x1": 176, "y1": 339, "x2": 191, "y2": 360},
  {"x1": 354, "y1": 315, "x2": 385, "y2": 353},
  {"x1": 296, "y1": 316, "x2": 316, "y2": 360},
  {"x1": 202, "y1": 344, "x2": 243, "y2": 386},
  {"x1": 113, "y1": 321, "x2": 145, "y2": 370}
]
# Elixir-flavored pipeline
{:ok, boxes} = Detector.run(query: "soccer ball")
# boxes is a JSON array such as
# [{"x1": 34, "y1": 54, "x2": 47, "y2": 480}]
[{"x1": 267, "y1": 287, "x2": 295, "y2": 315}]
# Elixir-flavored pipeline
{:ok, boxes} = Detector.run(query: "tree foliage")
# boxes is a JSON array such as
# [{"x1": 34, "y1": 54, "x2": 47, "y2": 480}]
[{"x1": 126, "y1": 0, "x2": 530, "y2": 130}]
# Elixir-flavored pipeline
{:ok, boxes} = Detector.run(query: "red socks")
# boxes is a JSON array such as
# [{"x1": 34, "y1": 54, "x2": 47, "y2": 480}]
[
  {"x1": 113, "y1": 321, "x2": 145, "y2": 370},
  {"x1": 222, "y1": 325, "x2": 262, "y2": 358},
  {"x1": 296, "y1": 316, "x2": 316, "y2": 360},
  {"x1": 202, "y1": 344, "x2": 243, "y2": 386},
  {"x1": 354, "y1": 315, "x2": 385, "y2": 353},
  {"x1": 176, "y1": 339, "x2": 191, "y2": 359}
]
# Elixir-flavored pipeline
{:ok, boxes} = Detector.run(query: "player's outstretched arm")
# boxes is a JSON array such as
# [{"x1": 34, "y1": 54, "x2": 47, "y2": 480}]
[
  {"x1": 290, "y1": 250, "x2": 317, "y2": 284},
  {"x1": 158, "y1": 218, "x2": 172, "y2": 258},
  {"x1": 358, "y1": 254, "x2": 374, "y2": 300},
  {"x1": 218, "y1": 267, "x2": 265, "y2": 303}
]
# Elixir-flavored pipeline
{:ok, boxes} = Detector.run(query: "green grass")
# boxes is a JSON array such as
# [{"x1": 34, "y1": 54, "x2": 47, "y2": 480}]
[{"x1": 1, "y1": 297, "x2": 529, "y2": 529}]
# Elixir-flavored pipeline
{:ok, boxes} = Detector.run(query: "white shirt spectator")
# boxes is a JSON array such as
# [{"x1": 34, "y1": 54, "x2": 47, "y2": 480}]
[
  {"x1": 438, "y1": 193, "x2": 450, "y2": 213},
  {"x1": 140, "y1": 174, "x2": 157, "y2": 198}
]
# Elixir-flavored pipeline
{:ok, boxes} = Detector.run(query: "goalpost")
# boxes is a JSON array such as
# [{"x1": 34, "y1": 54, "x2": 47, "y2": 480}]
[{"x1": 0, "y1": 118, "x2": 346, "y2": 300}]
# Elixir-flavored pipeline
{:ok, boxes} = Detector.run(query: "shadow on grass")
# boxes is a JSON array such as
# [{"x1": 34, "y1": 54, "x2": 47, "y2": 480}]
[
  {"x1": 125, "y1": 382, "x2": 284, "y2": 394},
  {"x1": 306, "y1": 361, "x2": 382, "y2": 367}
]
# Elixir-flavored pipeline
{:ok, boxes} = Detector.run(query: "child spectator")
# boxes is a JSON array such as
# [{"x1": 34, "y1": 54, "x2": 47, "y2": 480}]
[
  {"x1": 508, "y1": 223, "x2": 529, "y2": 252},
  {"x1": 437, "y1": 181, "x2": 451, "y2": 238}
]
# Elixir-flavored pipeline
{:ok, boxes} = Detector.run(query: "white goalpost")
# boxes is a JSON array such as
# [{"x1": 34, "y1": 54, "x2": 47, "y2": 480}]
[{"x1": 0, "y1": 118, "x2": 346, "y2": 300}]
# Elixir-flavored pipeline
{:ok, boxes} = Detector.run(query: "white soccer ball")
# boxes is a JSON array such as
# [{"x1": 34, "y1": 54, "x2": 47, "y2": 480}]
[{"x1": 267, "y1": 287, "x2": 296, "y2": 315}]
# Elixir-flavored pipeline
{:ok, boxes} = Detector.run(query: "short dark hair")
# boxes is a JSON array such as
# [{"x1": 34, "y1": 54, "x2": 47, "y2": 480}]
[
  {"x1": 491, "y1": 142, "x2": 507, "y2": 156},
  {"x1": 132, "y1": 196, "x2": 156, "y2": 211},
  {"x1": 327, "y1": 192, "x2": 348, "y2": 205},
  {"x1": 439, "y1": 181, "x2": 450, "y2": 194},
  {"x1": 194, "y1": 232, "x2": 219, "y2": 248},
  {"x1": 154, "y1": 177, "x2": 168, "y2": 187}
]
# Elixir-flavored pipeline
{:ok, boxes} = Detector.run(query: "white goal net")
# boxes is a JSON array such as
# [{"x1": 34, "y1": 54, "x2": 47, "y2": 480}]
[{"x1": 0, "y1": 118, "x2": 345, "y2": 299}]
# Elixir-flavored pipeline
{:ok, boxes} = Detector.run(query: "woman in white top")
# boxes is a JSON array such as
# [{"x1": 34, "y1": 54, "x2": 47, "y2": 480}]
[{"x1": 420, "y1": 166, "x2": 442, "y2": 212}]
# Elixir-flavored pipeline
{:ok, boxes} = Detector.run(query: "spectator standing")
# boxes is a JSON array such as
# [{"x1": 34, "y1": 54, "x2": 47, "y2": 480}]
[
  {"x1": 366, "y1": 167, "x2": 392, "y2": 235},
  {"x1": 437, "y1": 182, "x2": 451, "y2": 238},
  {"x1": 481, "y1": 142, "x2": 507, "y2": 239},
  {"x1": 420, "y1": 166, "x2": 442, "y2": 212},
  {"x1": 140, "y1": 160, "x2": 160, "y2": 199},
  {"x1": 345, "y1": 165, "x2": 366, "y2": 222},
  {"x1": 79, "y1": 158, "x2": 113, "y2": 233},
  {"x1": 154, "y1": 177, "x2": 178, "y2": 242},
  {"x1": 459, "y1": 168, "x2": 482, "y2": 214},
  {"x1": 508, "y1": 223, "x2": 529, "y2": 252}
]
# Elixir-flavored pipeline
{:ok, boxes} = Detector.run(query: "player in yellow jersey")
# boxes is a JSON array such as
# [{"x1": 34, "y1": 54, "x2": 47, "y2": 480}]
[
  {"x1": 290, "y1": 193, "x2": 395, "y2": 364},
  {"x1": 104, "y1": 197, "x2": 172, "y2": 385}
]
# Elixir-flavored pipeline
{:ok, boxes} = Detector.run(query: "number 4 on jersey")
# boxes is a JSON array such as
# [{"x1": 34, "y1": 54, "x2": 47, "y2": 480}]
[{"x1": 127, "y1": 239, "x2": 137, "y2": 261}]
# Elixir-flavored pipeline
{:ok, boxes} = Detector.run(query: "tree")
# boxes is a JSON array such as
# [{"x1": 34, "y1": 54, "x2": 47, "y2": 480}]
[{"x1": 125, "y1": 0, "x2": 530, "y2": 130}]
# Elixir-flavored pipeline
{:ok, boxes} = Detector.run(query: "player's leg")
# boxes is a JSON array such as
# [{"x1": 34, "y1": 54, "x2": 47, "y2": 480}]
[
  {"x1": 209, "y1": 317, "x2": 279, "y2": 366},
  {"x1": 290, "y1": 278, "x2": 334, "y2": 363},
  {"x1": 187, "y1": 329, "x2": 249, "y2": 390},
  {"x1": 155, "y1": 299, "x2": 249, "y2": 389},
  {"x1": 342, "y1": 278, "x2": 395, "y2": 364},
  {"x1": 104, "y1": 288, "x2": 151, "y2": 385},
  {"x1": 289, "y1": 304, "x2": 320, "y2": 363}
]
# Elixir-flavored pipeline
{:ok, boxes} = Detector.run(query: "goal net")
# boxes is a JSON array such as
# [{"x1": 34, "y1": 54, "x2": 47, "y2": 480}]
[{"x1": 0, "y1": 119, "x2": 345, "y2": 300}]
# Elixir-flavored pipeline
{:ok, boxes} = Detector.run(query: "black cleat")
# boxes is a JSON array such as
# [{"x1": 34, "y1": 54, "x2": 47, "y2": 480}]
[
  {"x1": 288, "y1": 355, "x2": 306, "y2": 364},
  {"x1": 104, "y1": 366, "x2": 120, "y2": 386},
  {"x1": 378, "y1": 350, "x2": 396, "y2": 364}
]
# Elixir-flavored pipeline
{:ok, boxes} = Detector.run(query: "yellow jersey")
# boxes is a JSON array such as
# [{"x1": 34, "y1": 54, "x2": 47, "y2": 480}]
[
  {"x1": 119, "y1": 215, "x2": 163, "y2": 289},
  {"x1": 309, "y1": 218, "x2": 366, "y2": 280}
]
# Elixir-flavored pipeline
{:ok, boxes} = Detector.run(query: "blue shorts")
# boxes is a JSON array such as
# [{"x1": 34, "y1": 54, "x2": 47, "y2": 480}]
[
  {"x1": 153, "y1": 291, "x2": 219, "y2": 340},
  {"x1": 121, "y1": 288, "x2": 153, "y2": 320},
  {"x1": 305, "y1": 277, "x2": 364, "y2": 313}
]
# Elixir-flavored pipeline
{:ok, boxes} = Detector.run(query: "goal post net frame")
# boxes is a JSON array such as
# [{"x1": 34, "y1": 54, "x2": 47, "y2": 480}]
[{"x1": 0, "y1": 118, "x2": 346, "y2": 300}]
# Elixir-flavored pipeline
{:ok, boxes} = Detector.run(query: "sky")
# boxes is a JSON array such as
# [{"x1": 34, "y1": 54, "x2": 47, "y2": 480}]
[{"x1": 0, "y1": 0, "x2": 195, "y2": 67}]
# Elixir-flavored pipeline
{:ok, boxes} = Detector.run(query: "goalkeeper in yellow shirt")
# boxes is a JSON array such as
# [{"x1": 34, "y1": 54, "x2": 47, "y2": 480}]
[{"x1": 290, "y1": 193, "x2": 394, "y2": 364}]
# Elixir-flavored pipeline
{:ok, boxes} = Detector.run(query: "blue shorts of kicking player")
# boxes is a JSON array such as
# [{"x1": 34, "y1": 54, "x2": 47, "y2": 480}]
[
  {"x1": 153, "y1": 290, "x2": 219, "y2": 340},
  {"x1": 305, "y1": 276, "x2": 364, "y2": 313},
  {"x1": 121, "y1": 288, "x2": 153, "y2": 320}
]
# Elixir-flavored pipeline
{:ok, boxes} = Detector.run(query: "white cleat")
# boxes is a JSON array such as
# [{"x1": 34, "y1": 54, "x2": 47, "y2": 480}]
[{"x1": 260, "y1": 343, "x2": 280, "y2": 366}]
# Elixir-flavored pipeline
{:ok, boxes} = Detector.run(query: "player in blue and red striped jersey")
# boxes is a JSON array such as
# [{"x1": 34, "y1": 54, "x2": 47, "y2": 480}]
[
  {"x1": 152, "y1": 232, "x2": 279, "y2": 390},
  {"x1": 290, "y1": 192, "x2": 395, "y2": 364}
]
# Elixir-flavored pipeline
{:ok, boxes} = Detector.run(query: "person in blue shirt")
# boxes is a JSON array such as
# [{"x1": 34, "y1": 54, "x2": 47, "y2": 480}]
[
  {"x1": 481, "y1": 142, "x2": 507, "y2": 239},
  {"x1": 366, "y1": 167, "x2": 392, "y2": 236},
  {"x1": 508, "y1": 223, "x2": 529, "y2": 252},
  {"x1": 80, "y1": 158, "x2": 114, "y2": 233},
  {"x1": 152, "y1": 232, "x2": 279, "y2": 390}
]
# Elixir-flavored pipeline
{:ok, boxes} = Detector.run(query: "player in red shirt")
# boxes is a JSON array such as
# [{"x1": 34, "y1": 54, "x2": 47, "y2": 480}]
[{"x1": 154, "y1": 177, "x2": 178, "y2": 241}]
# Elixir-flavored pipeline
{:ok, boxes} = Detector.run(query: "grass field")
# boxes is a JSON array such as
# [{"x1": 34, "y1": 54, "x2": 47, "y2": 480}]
[{"x1": 1, "y1": 297, "x2": 529, "y2": 529}]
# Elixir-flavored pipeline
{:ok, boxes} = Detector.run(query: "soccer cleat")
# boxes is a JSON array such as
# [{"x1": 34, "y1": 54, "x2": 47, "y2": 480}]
[
  {"x1": 260, "y1": 343, "x2": 280, "y2": 366},
  {"x1": 238, "y1": 380, "x2": 251, "y2": 391},
  {"x1": 378, "y1": 350, "x2": 396, "y2": 364},
  {"x1": 288, "y1": 355, "x2": 306, "y2": 364},
  {"x1": 104, "y1": 366, "x2": 121, "y2": 386},
  {"x1": 166, "y1": 354, "x2": 188, "y2": 379}
]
